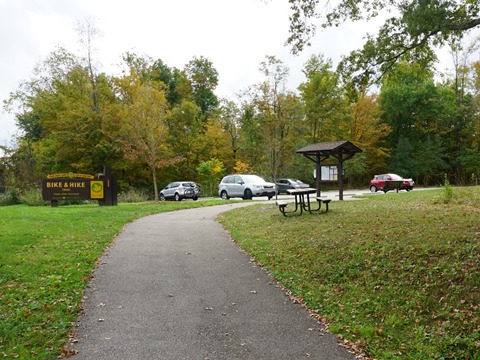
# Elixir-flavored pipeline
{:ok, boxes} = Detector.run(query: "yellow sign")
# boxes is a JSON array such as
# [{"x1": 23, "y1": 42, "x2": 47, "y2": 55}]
[
  {"x1": 90, "y1": 181, "x2": 104, "y2": 199},
  {"x1": 47, "y1": 173, "x2": 94, "y2": 179}
]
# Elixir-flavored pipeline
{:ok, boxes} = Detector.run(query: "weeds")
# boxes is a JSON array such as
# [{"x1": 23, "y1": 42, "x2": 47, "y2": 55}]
[
  {"x1": 19, "y1": 188, "x2": 46, "y2": 206},
  {"x1": 117, "y1": 188, "x2": 150, "y2": 203}
]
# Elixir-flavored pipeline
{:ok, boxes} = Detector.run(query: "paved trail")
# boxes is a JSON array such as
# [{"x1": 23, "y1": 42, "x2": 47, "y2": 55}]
[{"x1": 69, "y1": 203, "x2": 356, "y2": 360}]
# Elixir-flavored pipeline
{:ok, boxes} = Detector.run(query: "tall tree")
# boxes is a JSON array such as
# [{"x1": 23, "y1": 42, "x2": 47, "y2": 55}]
[
  {"x1": 75, "y1": 17, "x2": 102, "y2": 113},
  {"x1": 4, "y1": 47, "x2": 114, "y2": 178},
  {"x1": 299, "y1": 54, "x2": 348, "y2": 142},
  {"x1": 184, "y1": 56, "x2": 219, "y2": 118},
  {"x1": 239, "y1": 56, "x2": 304, "y2": 180},
  {"x1": 380, "y1": 62, "x2": 459, "y2": 183},
  {"x1": 151, "y1": 59, "x2": 189, "y2": 107},
  {"x1": 285, "y1": 0, "x2": 480, "y2": 85},
  {"x1": 165, "y1": 99, "x2": 202, "y2": 180},
  {"x1": 218, "y1": 99, "x2": 241, "y2": 170},
  {"x1": 346, "y1": 93, "x2": 390, "y2": 177},
  {"x1": 114, "y1": 71, "x2": 177, "y2": 200}
]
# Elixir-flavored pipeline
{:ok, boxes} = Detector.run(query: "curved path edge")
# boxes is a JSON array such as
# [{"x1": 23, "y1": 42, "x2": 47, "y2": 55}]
[{"x1": 68, "y1": 203, "x2": 357, "y2": 360}]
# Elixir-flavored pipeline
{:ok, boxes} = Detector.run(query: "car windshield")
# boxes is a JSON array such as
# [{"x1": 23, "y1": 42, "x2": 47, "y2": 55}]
[
  {"x1": 291, "y1": 179, "x2": 304, "y2": 184},
  {"x1": 241, "y1": 175, "x2": 266, "y2": 183}
]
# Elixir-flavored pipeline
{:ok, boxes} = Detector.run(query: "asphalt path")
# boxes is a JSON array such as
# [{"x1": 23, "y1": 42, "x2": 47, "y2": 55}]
[{"x1": 69, "y1": 202, "x2": 357, "y2": 360}]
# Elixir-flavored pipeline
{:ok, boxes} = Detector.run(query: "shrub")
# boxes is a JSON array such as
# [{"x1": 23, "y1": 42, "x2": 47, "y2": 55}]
[
  {"x1": 117, "y1": 188, "x2": 150, "y2": 203},
  {"x1": 433, "y1": 175, "x2": 455, "y2": 204},
  {"x1": 19, "y1": 188, "x2": 47, "y2": 206},
  {"x1": 0, "y1": 188, "x2": 21, "y2": 206}
]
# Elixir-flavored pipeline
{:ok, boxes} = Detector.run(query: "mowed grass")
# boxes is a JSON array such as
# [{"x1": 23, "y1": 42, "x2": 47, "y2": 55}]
[
  {"x1": 218, "y1": 188, "x2": 480, "y2": 359},
  {"x1": 0, "y1": 200, "x2": 227, "y2": 359}
]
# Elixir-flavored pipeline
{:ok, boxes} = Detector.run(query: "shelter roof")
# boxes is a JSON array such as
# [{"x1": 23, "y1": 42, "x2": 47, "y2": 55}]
[{"x1": 296, "y1": 141, "x2": 362, "y2": 161}]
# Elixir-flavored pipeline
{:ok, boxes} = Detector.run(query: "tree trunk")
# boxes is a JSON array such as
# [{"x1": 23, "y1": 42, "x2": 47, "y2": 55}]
[{"x1": 152, "y1": 165, "x2": 158, "y2": 201}]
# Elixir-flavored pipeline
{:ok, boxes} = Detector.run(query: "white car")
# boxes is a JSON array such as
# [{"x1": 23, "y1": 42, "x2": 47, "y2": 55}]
[{"x1": 218, "y1": 174, "x2": 276, "y2": 200}]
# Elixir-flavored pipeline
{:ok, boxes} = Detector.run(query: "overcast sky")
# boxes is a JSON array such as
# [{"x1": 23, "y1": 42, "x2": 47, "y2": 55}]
[{"x1": 0, "y1": 0, "x2": 467, "y2": 147}]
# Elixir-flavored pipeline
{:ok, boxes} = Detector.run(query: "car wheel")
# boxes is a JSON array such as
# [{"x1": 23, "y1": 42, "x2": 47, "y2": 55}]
[
  {"x1": 174, "y1": 193, "x2": 181, "y2": 201},
  {"x1": 221, "y1": 190, "x2": 229, "y2": 200},
  {"x1": 370, "y1": 185, "x2": 377, "y2": 193},
  {"x1": 160, "y1": 193, "x2": 166, "y2": 201},
  {"x1": 244, "y1": 189, "x2": 253, "y2": 200}
]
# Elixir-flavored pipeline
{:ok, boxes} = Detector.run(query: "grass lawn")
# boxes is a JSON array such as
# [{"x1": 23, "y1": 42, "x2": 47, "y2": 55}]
[
  {"x1": 0, "y1": 200, "x2": 226, "y2": 359},
  {"x1": 0, "y1": 189, "x2": 478, "y2": 359},
  {"x1": 218, "y1": 187, "x2": 480, "y2": 359}
]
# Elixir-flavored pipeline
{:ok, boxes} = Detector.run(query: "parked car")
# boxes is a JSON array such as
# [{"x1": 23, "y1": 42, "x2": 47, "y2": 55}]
[
  {"x1": 218, "y1": 174, "x2": 276, "y2": 200},
  {"x1": 159, "y1": 181, "x2": 201, "y2": 201},
  {"x1": 369, "y1": 174, "x2": 415, "y2": 193},
  {"x1": 276, "y1": 178, "x2": 309, "y2": 194}
]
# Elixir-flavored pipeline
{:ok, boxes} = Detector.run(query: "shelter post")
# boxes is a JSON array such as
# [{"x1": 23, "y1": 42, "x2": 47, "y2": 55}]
[
  {"x1": 316, "y1": 153, "x2": 321, "y2": 197},
  {"x1": 338, "y1": 153, "x2": 344, "y2": 200}
]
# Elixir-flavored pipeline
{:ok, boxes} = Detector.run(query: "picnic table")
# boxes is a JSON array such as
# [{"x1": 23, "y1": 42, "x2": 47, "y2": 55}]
[
  {"x1": 276, "y1": 188, "x2": 331, "y2": 217},
  {"x1": 382, "y1": 180, "x2": 403, "y2": 193}
]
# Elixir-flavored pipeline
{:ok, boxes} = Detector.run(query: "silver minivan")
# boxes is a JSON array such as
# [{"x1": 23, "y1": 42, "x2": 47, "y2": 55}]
[{"x1": 218, "y1": 174, "x2": 276, "y2": 200}]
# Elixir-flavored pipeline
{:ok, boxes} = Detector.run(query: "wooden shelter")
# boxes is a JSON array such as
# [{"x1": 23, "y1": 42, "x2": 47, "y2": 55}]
[{"x1": 296, "y1": 141, "x2": 362, "y2": 200}]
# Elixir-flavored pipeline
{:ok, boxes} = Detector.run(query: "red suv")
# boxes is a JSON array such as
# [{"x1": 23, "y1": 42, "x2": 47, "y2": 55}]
[{"x1": 369, "y1": 174, "x2": 414, "y2": 193}]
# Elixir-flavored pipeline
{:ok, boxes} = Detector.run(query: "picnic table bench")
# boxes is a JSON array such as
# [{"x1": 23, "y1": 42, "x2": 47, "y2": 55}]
[{"x1": 276, "y1": 188, "x2": 331, "y2": 217}]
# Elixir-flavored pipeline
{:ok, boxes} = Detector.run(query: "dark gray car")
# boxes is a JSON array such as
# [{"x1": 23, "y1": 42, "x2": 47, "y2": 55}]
[{"x1": 276, "y1": 178, "x2": 309, "y2": 194}]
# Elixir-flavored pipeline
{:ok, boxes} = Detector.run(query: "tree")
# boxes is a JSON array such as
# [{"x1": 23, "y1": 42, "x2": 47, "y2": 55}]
[
  {"x1": 240, "y1": 56, "x2": 304, "y2": 180},
  {"x1": 184, "y1": 56, "x2": 219, "y2": 118},
  {"x1": 389, "y1": 136, "x2": 417, "y2": 179},
  {"x1": 151, "y1": 59, "x2": 188, "y2": 107},
  {"x1": 114, "y1": 71, "x2": 178, "y2": 200},
  {"x1": 165, "y1": 99, "x2": 203, "y2": 180},
  {"x1": 285, "y1": 0, "x2": 480, "y2": 85},
  {"x1": 379, "y1": 62, "x2": 466, "y2": 182},
  {"x1": 196, "y1": 158, "x2": 225, "y2": 196},
  {"x1": 4, "y1": 47, "x2": 116, "y2": 179},
  {"x1": 346, "y1": 93, "x2": 390, "y2": 177},
  {"x1": 75, "y1": 17, "x2": 102, "y2": 112},
  {"x1": 415, "y1": 134, "x2": 449, "y2": 185},
  {"x1": 299, "y1": 54, "x2": 348, "y2": 142},
  {"x1": 218, "y1": 99, "x2": 242, "y2": 170}
]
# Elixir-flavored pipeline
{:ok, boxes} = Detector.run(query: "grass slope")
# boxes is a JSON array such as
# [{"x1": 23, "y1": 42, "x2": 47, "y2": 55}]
[{"x1": 218, "y1": 188, "x2": 480, "y2": 359}]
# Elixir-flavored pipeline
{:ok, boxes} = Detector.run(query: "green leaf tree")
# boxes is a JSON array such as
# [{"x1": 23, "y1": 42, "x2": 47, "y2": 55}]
[
  {"x1": 299, "y1": 54, "x2": 349, "y2": 142},
  {"x1": 240, "y1": 56, "x2": 305, "y2": 180},
  {"x1": 285, "y1": 0, "x2": 480, "y2": 85},
  {"x1": 184, "y1": 56, "x2": 219, "y2": 118},
  {"x1": 196, "y1": 158, "x2": 225, "y2": 197}
]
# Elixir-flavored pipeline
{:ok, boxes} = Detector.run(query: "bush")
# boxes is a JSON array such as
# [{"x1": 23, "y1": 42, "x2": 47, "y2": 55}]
[
  {"x1": 118, "y1": 188, "x2": 150, "y2": 203},
  {"x1": 19, "y1": 188, "x2": 47, "y2": 206},
  {"x1": 0, "y1": 188, "x2": 21, "y2": 206},
  {"x1": 433, "y1": 175, "x2": 455, "y2": 204}
]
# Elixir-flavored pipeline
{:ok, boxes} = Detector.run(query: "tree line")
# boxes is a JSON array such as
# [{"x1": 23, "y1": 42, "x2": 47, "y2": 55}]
[{"x1": 1, "y1": 27, "x2": 479, "y2": 198}]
